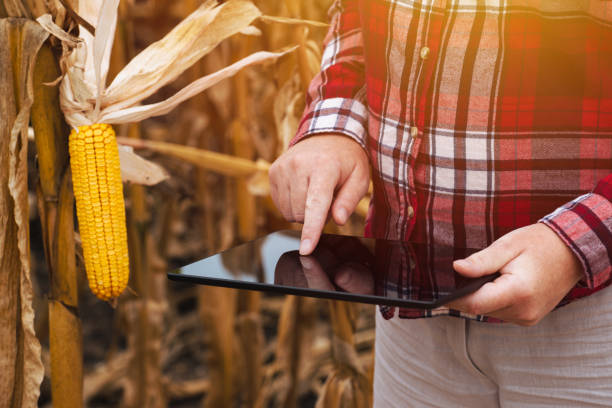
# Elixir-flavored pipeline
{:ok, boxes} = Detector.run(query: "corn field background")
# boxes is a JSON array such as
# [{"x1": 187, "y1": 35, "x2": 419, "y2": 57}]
[{"x1": 0, "y1": 0, "x2": 376, "y2": 406}]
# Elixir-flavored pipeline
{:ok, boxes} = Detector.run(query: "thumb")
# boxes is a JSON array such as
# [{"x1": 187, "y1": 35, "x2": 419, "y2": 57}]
[
  {"x1": 331, "y1": 165, "x2": 369, "y2": 225},
  {"x1": 453, "y1": 239, "x2": 520, "y2": 278}
]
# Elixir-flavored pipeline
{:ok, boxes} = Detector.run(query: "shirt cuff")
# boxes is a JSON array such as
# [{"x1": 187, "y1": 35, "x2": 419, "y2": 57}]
[
  {"x1": 539, "y1": 192, "x2": 612, "y2": 289},
  {"x1": 291, "y1": 97, "x2": 368, "y2": 149}
]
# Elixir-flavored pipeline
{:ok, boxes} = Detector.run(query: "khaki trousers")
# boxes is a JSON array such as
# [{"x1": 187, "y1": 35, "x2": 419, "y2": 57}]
[{"x1": 373, "y1": 286, "x2": 612, "y2": 407}]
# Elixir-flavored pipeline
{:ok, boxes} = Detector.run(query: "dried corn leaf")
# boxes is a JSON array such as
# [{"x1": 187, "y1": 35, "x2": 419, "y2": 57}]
[
  {"x1": 0, "y1": 18, "x2": 47, "y2": 408},
  {"x1": 101, "y1": 48, "x2": 296, "y2": 124},
  {"x1": 103, "y1": 0, "x2": 260, "y2": 112},
  {"x1": 77, "y1": 0, "x2": 104, "y2": 29},
  {"x1": 315, "y1": 371, "x2": 371, "y2": 408},
  {"x1": 93, "y1": 0, "x2": 119, "y2": 111},
  {"x1": 239, "y1": 25, "x2": 262, "y2": 36},
  {"x1": 36, "y1": 14, "x2": 81, "y2": 47},
  {"x1": 117, "y1": 145, "x2": 169, "y2": 186}
]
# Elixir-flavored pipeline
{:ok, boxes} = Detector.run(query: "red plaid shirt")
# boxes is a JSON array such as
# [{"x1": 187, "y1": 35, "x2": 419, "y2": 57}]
[{"x1": 292, "y1": 0, "x2": 612, "y2": 321}]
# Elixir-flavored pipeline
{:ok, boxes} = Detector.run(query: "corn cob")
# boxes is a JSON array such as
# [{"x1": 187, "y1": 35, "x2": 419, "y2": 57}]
[{"x1": 69, "y1": 123, "x2": 129, "y2": 301}]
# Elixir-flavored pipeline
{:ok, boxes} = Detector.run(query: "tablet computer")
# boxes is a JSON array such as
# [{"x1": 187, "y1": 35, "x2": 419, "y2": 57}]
[{"x1": 167, "y1": 230, "x2": 499, "y2": 309}]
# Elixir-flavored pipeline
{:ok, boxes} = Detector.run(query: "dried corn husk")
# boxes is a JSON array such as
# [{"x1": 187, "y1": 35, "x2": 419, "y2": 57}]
[
  {"x1": 117, "y1": 145, "x2": 169, "y2": 186},
  {"x1": 36, "y1": 0, "x2": 296, "y2": 177}
]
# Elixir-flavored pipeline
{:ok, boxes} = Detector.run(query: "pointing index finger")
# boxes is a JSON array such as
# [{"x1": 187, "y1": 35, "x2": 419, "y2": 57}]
[{"x1": 299, "y1": 173, "x2": 337, "y2": 255}]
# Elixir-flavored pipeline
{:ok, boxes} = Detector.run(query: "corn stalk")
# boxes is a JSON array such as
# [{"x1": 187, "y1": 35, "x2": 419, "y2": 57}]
[
  {"x1": 175, "y1": 24, "x2": 238, "y2": 406},
  {"x1": 32, "y1": 39, "x2": 84, "y2": 408},
  {"x1": 272, "y1": 295, "x2": 318, "y2": 408},
  {"x1": 121, "y1": 120, "x2": 167, "y2": 408},
  {"x1": 231, "y1": 34, "x2": 265, "y2": 408},
  {"x1": 191, "y1": 55, "x2": 221, "y2": 254},
  {"x1": 198, "y1": 285, "x2": 237, "y2": 408}
]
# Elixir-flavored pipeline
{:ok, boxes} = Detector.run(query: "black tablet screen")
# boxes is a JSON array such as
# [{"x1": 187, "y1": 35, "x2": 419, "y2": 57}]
[{"x1": 167, "y1": 230, "x2": 499, "y2": 309}]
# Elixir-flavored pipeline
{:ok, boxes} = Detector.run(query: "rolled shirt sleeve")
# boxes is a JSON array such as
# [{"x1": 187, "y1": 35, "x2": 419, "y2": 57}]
[
  {"x1": 291, "y1": 0, "x2": 368, "y2": 149},
  {"x1": 540, "y1": 174, "x2": 612, "y2": 289}
]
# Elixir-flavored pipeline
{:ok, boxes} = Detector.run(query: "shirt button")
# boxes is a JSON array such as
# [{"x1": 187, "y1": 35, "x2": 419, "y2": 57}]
[
  {"x1": 408, "y1": 205, "x2": 414, "y2": 218},
  {"x1": 410, "y1": 126, "x2": 419, "y2": 138},
  {"x1": 420, "y1": 46, "x2": 430, "y2": 60}
]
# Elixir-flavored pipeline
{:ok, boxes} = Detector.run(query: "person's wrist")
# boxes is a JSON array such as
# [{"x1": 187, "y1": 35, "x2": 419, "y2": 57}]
[{"x1": 537, "y1": 222, "x2": 583, "y2": 285}]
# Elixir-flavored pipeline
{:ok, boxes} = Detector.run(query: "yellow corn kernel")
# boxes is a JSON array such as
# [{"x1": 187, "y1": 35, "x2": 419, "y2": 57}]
[{"x1": 69, "y1": 123, "x2": 129, "y2": 301}]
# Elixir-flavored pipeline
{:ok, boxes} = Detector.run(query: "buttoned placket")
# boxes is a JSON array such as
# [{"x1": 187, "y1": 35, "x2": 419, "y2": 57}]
[
  {"x1": 404, "y1": 9, "x2": 439, "y2": 235},
  {"x1": 406, "y1": 123, "x2": 420, "y2": 226}
]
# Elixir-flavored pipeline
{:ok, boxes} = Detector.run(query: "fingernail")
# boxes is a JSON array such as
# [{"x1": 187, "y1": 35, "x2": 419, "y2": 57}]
[
  {"x1": 300, "y1": 256, "x2": 313, "y2": 269},
  {"x1": 299, "y1": 239, "x2": 312, "y2": 255},
  {"x1": 337, "y1": 208, "x2": 348, "y2": 224}
]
